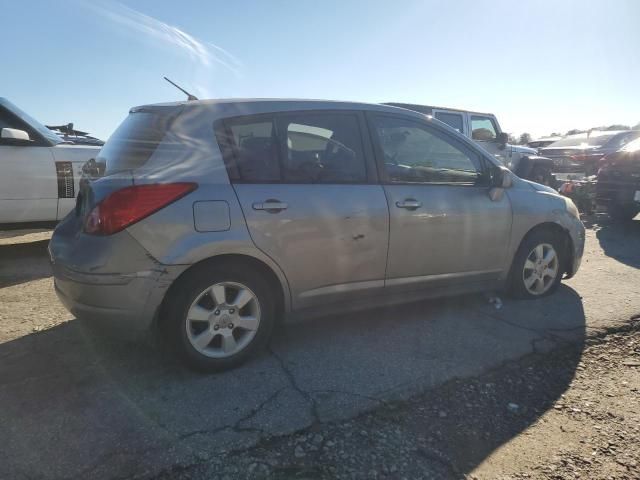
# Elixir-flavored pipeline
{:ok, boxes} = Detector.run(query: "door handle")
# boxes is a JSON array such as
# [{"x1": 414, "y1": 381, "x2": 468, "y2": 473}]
[
  {"x1": 396, "y1": 199, "x2": 422, "y2": 210},
  {"x1": 252, "y1": 200, "x2": 288, "y2": 212}
]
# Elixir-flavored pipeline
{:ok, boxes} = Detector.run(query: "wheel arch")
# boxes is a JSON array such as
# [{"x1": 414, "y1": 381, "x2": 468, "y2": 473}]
[
  {"x1": 512, "y1": 221, "x2": 575, "y2": 277},
  {"x1": 156, "y1": 253, "x2": 290, "y2": 331}
]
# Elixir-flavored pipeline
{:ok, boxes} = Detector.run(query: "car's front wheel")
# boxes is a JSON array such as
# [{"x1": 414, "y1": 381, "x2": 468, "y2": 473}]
[
  {"x1": 162, "y1": 263, "x2": 276, "y2": 372},
  {"x1": 509, "y1": 230, "x2": 565, "y2": 299}
]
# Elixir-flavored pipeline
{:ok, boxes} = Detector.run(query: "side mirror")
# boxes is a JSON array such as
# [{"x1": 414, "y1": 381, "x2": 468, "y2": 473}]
[
  {"x1": 488, "y1": 166, "x2": 512, "y2": 201},
  {"x1": 1, "y1": 128, "x2": 31, "y2": 143},
  {"x1": 490, "y1": 166, "x2": 513, "y2": 189},
  {"x1": 497, "y1": 132, "x2": 509, "y2": 145}
]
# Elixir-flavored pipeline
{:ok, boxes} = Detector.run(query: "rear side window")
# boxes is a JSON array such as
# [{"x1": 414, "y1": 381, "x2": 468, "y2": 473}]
[
  {"x1": 98, "y1": 110, "x2": 176, "y2": 174},
  {"x1": 279, "y1": 114, "x2": 366, "y2": 183},
  {"x1": 228, "y1": 118, "x2": 281, "y2": 182},
  {"x1": 220, "y1": 112, "x2": 367, "y2": 184}
]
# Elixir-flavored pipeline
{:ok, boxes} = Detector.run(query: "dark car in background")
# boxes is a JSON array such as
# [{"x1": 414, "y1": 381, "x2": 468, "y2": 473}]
[
  {"x1": 596, "y1": 137, "x2": 640, "y2": 222},
  {"x1": 541, "y1": 130, "x2": 640, "y2": 176},
  {"x1": 528, "y1": 137, "x2": 562, "y2": 152}
]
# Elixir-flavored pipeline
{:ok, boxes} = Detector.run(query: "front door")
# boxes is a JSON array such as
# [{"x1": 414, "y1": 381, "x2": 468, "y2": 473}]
[
  {"x1": 368, "y1": 114, "x2": 512, "y2": 290},
  {"x1": 217, "y1": 111, "x2": 389, "y2": 309}
]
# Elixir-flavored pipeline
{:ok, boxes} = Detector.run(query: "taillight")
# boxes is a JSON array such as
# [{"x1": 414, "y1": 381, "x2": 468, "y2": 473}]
[{"x1": 84, "y1": 183, "x2": 197, "y2": 235}]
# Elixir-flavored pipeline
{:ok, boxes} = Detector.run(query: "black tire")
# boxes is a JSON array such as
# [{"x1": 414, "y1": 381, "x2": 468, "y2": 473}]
[
  {"x1": 161, "y1": 262, "x2": 276, "y2": 372},
  {"x1": 508, "y1": 229, "x2": 566, "y2": 299},
  {"x1": 530, "y1": 166, "x2": 553, "y2": 187},
  {"x1": 608, "y1": 205, "x2": 639, "y2": 223}
]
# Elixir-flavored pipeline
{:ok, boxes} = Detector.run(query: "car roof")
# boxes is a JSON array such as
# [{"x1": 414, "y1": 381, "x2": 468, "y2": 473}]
[
  {"x1": 383, "y1": 102, "x2": 494, "y2": 117},
  {"x1": 131, "y1": 98, "x2": 428, "y2": 120}
]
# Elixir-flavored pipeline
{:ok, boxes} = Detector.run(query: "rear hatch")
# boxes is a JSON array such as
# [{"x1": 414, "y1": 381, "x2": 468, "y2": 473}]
[
  {"x1": 77, "y1": 106, "x2": 182, "y2": 221},
  {"x1": 51, "y1": 106, "x2": 183, "y2": 270}
]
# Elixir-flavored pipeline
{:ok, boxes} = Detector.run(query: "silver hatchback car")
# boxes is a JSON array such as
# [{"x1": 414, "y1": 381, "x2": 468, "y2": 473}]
[{"x1": 49, "y1": 99, "x2": 585, "y2": 371}]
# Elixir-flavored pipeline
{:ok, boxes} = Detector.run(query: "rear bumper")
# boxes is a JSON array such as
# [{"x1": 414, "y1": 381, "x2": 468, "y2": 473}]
[{"x1": 52, "y1": 260, "x2": 184, "y2": 338}]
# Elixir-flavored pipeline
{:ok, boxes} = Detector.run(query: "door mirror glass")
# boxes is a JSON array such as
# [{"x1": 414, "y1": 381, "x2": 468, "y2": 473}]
[
  {"x1": 497, "y1": 132, "x2": 509, "y2": 145},
  {"x1": 1, "y1": 128, "x2": 31, "y2": 143}
]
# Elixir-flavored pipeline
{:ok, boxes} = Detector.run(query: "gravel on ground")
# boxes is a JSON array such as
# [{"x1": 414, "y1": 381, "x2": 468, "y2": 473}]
[{"x1": 153, "y1": 320, "x2": 640, "y2": 480}]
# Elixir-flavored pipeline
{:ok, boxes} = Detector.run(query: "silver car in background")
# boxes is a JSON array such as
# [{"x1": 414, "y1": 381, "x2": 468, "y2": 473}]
[{"x1": 49, "y1": 99, "x2": 585, "y2": 371}]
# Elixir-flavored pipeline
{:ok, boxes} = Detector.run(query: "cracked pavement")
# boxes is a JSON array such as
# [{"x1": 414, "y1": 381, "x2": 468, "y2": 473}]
[{"x1": 0, "y1": 219, "x2": 639, "y2": 479}]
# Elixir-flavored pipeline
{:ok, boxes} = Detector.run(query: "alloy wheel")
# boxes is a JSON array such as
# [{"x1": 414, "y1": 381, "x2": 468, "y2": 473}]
[
  {"x1": 522, "y1": 243, "x2": 559, "y2": 295},
  {"x1": 185, "y1": 281, "x2": 261, "y2": 358}
]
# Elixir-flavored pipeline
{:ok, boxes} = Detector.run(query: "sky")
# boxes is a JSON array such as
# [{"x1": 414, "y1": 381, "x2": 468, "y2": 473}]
[{"x1": 2, "y1": 0, "x2": 639, "y2": 141}]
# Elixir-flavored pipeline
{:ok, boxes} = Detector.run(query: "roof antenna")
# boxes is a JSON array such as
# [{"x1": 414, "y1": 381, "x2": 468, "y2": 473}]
[{"x1": 163, "y1": 76, "x2": 198, "y2": 101}]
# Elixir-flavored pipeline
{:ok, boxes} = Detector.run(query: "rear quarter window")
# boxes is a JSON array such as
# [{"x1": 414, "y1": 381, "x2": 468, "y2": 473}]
[{"x1": 98, "y1": 110, "x2": 177, "y2": 174}]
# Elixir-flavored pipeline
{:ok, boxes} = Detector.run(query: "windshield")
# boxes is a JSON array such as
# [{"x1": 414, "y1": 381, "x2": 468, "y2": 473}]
[
  {"x1": 622, "y1": 137, "x2": 640, "y2": 153},
  {"x1": 0, "y1": 98, "x2": 62, "y2": 145}
]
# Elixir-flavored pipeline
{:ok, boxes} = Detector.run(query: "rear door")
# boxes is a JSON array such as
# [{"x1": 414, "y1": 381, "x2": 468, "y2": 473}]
[
  {"x1": 368, "y1": 113, "x2": 512, "y2": 291},
  {"x1": 217, "y1": 111, "x2": 389, "y2": 309}
]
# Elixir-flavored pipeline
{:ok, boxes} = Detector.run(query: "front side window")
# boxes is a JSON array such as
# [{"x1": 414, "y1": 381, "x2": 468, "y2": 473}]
[
  {"x1": 434, "y1": 111, "x2": 464, "y2": 133},
  {"x1": 222, "y1": 113, "x2": 367, "y2": 184},
  {"x1": 471, "y1": 116, "x2": 498, "y2": 141},
  {"x1": 373, "y1": 116, "x2": 481, "y2": 184}
]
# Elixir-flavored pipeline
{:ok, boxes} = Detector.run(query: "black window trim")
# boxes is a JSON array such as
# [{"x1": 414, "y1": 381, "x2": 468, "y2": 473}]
[
  {"x1": 365, "y1": 111, "x2": 493, "y2": 188},
  {"x1": 213, "y1": 109, "x2": 378, "y2": 185}
]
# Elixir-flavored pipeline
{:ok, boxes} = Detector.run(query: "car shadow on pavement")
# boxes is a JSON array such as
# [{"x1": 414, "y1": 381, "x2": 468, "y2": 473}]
[
  {"x1": 0, "y1": 286, "x2": 586, "y2": 480},
  {"x1": 593, "y1": 217, "x2": 640, "y2": 269},
  {"x1": 0, "y1": 239, "x2": 52, "y2": 287}
]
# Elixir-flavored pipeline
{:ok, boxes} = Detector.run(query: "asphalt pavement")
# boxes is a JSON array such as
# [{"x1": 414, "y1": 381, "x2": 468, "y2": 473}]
[{"x1": 0, "y1": 218, "x2": 638, "y2": 480}]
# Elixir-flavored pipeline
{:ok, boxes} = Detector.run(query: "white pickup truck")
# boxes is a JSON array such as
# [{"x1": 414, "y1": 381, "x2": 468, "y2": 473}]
[{"x1": 0, "y1": 98, "x2": 101, "y2": 229}]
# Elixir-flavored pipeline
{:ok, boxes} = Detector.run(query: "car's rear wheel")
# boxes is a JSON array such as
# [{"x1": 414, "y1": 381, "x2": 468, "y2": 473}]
[
  {"x1": 509, "y1": 230, "x2": 565, "y2": 299},
  {"x1": 162, "y1": 264, "x2": 275, "y2": 372}
]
